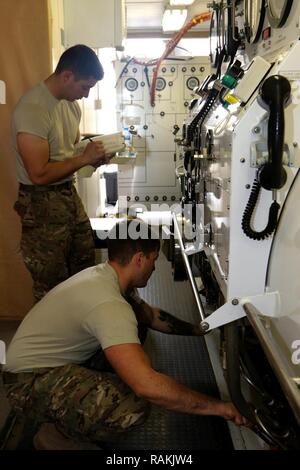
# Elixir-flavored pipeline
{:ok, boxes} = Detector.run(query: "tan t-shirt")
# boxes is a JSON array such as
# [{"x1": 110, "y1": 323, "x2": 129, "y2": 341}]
[
  {"x1": 12, "y1": 81, "x2": 81, "y2": 184},
  {"x1": 4, "y1": 263, "x2": 141, "y2": 372}
]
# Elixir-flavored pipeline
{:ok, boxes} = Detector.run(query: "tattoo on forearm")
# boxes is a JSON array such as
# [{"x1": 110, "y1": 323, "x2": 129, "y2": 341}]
[
  {"x1": 158, "y1": 310, "x2": 196, "y2": 335},
  {"x1": 126, "y1": 297, "x2": 152, "y2": 325}
]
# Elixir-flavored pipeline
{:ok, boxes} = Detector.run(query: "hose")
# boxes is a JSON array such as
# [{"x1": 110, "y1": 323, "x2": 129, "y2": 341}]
[
  {"x1": 241, "y1": 178, "x2": 280, "y2": 241},
  {"x1": 187, "y1": 88, "x2": 219, "y2": 144},
  {"x1": 150, "y1": 11, "x2": 211, "y2": 106}
]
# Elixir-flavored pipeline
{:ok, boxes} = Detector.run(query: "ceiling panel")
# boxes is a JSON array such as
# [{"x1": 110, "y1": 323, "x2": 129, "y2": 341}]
[
  {"x1": 125, "y1": 0, "x2": 210, "y2": 34},
  {"x1": 126, "y1": 2, "x2": 165, "y2": 29}
]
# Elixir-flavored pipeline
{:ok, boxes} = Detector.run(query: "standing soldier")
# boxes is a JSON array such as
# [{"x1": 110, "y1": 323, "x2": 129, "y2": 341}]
[{"x1": 12, "y1": 44, "x2": 111, "y2": 301}]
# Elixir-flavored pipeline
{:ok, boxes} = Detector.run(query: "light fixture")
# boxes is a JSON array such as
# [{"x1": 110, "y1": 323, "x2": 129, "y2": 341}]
[
  {"x1": 162, "y1": 7, "x2": 188, "y2": 32},
  {"x1": 170, "y1": 0, "x2": 195, "y2": 5}
]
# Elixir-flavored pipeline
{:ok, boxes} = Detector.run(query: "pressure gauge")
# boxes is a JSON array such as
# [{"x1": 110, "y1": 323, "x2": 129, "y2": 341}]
[
  {"x1": 244, "y1": 0, "x2": 266, "y2": 44},
  {"x1": 267, "y1": 0, "x2": 293, "y2": 28},
  {"x1": 125, "y1": 78, "x2": 138, "y2": 92},
  {"x1": 156, "y1": 77, "x2": 166, "y2": 91},
  {"x1": 186, "y1": 77, "x2": 200, "y2": 91}
]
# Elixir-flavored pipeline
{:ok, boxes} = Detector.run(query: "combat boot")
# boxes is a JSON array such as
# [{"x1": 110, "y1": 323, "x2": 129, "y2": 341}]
[{"x1": 33, "y1": 423, "x2": 102, "y2": 450}]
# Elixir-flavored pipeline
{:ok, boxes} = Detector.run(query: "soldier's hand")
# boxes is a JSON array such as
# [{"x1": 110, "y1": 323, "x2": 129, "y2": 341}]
[
  {"x1": 221, "y1": 402, "x2": 250, "y2": 427},
  {"x1": 83, "y1": 141, "x2": 108, "y2": 167}
]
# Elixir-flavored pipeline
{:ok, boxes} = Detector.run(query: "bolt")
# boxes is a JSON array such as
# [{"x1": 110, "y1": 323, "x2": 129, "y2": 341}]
[
  {"x1": 253, "y1": 126, "x2": 261, "y2": 134},
  {"x1": 245, "y1": 184, "x2": 251, "y2": 189},
  {"x1": 232, "y1": 298, "x2": 239, "y2": 306},
  {"x1": 200, "y1": 322, "x2": 209, "y2": 332},
  {"x1": 240, "y1": 157, "x2": 245, "y2": 163},
  {"x1": 293, "y1": 142, "x2": 298, "y2": 148}
]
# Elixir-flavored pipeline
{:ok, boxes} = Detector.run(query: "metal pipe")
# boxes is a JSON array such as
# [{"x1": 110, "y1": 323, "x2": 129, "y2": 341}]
[{"x1": 172, "y1": 213, "x2": 206, "y2": 322}]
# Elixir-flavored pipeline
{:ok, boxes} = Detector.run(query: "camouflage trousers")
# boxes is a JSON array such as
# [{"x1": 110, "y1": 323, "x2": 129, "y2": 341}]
[
  {"x1": 14, "y1": 183, "x2": 95, "y2": 302},
  {"x1": 3, "y1": 363, "x2": 150, "y2": 444}
]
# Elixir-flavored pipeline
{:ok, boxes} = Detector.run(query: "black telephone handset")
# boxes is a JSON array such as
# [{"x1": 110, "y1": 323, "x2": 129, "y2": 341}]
[
  {"x1": 258, "y1": 75, "x2": 291, "y2": 190},
  {"x1": 242, "y1": 75, "x2": 291, "y2": 240}
]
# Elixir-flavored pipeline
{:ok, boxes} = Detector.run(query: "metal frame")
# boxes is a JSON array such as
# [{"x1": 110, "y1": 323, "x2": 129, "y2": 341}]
[{"x1": 243, "y1": 302, "x2": 300, "y2": 426}]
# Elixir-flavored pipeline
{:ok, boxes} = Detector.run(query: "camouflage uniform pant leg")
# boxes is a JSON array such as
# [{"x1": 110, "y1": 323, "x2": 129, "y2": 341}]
[
  {"x1": 3, "y1": 374, "x2": 36, "y2": 417},
  {"x1": 30, "y1": 364, "x2": 150, "y2": 443},
  {"x1": 68, "y1": 187, "x2": 95, "y2": 276},
  {"x1": 14, "y1": 187, "x2": 95, "y2": 302},
  {"x1": 15, "y1": 189, "x2": 72, "y2": 302}
]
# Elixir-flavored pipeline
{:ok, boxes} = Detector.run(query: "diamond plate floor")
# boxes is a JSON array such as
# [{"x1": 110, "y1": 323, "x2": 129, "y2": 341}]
[{"x1": 113, "y1": 252, "x2": 233, "y2": 450}]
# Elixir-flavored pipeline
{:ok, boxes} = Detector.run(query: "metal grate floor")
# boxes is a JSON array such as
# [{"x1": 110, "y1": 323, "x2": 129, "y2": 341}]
[{"x1": 113, "y1": 252, "x2": 233, "y2": 450}]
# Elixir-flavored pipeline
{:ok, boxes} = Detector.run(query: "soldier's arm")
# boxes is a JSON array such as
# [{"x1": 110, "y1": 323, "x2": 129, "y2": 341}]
[
  {"x1": 17, "y1": 133, "x2": 107, "y2": 185},
  {"x1": 104, "y1": 343, "x2": 247, "y2": 426},
  {"x1": 129, "y1": 298, "x2": 202, "y2": 336}
]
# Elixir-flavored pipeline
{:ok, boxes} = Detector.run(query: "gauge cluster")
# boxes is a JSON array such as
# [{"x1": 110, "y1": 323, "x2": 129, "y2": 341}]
[
  {"x1": 209, "y1": 0, "x2": 297, "y2": 70},
  {"x1": 247, "y1": 0, "x2": 297, "y2": 61},
  {"x1": 115, "y1": 57, "x2": 210, "y2": 204}
]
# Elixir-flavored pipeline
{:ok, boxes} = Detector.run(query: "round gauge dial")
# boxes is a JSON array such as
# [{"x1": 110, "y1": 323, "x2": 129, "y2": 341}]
[
  {"x1": 186, "y1": 76, "x2": 200, "y2": 91},
  {"x1": 125, "y1": 78, "x2": 138, "y2": 92},
  {"x1": 156, "y1": 77, "x2": 166, "y2": 91},
  {"x1": 267, "y1": 0, "x2": 293, "y2": 28},
  {"x1": 244, "y1": 0, "x2": 266, "y2": 44}
]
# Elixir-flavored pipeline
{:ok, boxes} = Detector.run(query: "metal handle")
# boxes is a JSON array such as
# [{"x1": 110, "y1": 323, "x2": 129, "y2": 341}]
[{"x1": 172, "y1": 213, "x2": 206, "y2": 322}]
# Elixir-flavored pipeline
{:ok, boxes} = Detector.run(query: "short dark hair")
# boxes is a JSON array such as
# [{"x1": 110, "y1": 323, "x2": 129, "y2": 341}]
[
  {"x1": 107, "y1": 220, "x2": 160, "y2": 266},
  {"x1": 55, "y1": 44, "x2": 104, "y2": 80}
]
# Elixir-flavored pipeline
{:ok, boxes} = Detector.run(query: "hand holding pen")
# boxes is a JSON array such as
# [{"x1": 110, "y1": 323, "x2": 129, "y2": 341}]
[{"x1": 83, "y1": 138, "x2": 111, "y2": 167}]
